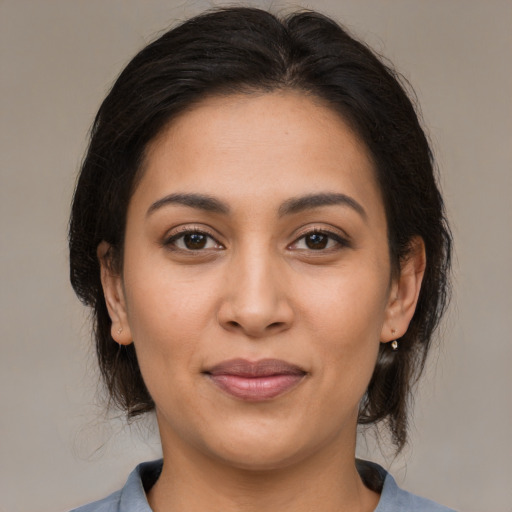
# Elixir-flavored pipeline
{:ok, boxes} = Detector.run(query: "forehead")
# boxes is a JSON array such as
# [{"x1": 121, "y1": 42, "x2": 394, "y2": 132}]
[{"x1": 134, "y1": 91, "x2": 382, "y2": 219}]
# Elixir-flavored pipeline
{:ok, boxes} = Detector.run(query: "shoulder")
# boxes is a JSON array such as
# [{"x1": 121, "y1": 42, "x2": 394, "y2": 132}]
[
  {"x1": 366, "y1": 461, "x2": 457, "y2": 512},
  {"x1": 69, "y1": 490, "x2": 121, "y2": 512},
  {"x1": 69, "y1": 460, "x2": 162, "y2": 512}
]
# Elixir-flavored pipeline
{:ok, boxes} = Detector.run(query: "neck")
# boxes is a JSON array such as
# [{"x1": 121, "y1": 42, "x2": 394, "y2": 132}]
[{"x1": 148, "y1": 430, "x2": 379, "y2": 512}]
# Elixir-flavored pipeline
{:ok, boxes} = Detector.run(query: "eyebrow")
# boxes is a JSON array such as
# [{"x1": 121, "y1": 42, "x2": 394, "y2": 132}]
[
  {"x1": 146, "y1": 191, "x2": 366, "y2": 220},
  {"x1": 278, "y1": 193, "x2": 367, "y2": 220},
  {"x1": 147, "y1": 193, "x2": 230, "y2": 216}
]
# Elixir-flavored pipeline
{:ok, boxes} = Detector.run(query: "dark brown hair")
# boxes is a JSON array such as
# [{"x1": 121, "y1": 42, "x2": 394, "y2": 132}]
[{"x1": 69, "y1": 7, "x2": 452, "y2": 452}]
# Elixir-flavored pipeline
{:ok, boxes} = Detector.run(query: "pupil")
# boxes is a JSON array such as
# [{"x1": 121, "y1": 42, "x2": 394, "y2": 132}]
[
  {"x1": 184, "y1": 233, "x2": 206, "y2": 249},
  {"x1": 306, "y1": 233, "x2": 328, "y2": 249}
]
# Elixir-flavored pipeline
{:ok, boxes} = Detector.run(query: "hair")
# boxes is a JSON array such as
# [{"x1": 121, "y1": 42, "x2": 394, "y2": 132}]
[{"x1": 69, "y1": 7, "x2": 451, "y2": 453}]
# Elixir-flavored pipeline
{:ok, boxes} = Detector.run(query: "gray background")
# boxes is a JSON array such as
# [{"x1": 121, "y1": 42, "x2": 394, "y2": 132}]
[{"x1": 1, "y1": 1, "x2": 511, "y2": 511}]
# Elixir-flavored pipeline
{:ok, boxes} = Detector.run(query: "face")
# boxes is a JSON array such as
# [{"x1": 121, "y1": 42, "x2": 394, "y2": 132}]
[{"x1": 100, "y1": 91, "x2": 423, "y2": 470}]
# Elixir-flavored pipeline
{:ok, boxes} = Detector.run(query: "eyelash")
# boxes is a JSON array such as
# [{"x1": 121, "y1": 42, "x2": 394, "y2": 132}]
[
  {"x1": 164, "y1": 227, "x2": 223, "y2": 252},
  {"x1": 289, "y1": 229, "x2": 350, "y2": 252},
  {"x1": 163, "y1": 227, "x2": 350, "y2": 253}
]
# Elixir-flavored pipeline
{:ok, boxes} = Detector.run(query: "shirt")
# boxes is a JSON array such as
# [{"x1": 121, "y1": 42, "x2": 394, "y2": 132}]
[{"x1": 70, "y1": 459, "x2": 456, "y2": 512}]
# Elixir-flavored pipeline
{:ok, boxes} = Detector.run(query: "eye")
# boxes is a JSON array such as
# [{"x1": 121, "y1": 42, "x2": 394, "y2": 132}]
[
  {"x1": 290, "y1": 230, "x2": 348, "y2": 251},
  {"x1": 165, "y1": 230, "x2": 223, "y2": 251}
]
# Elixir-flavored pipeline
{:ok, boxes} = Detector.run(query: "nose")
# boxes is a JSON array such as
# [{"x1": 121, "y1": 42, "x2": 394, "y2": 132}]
[{"x1": 217, "y1": 248, "x2": 294, "y2": 338}]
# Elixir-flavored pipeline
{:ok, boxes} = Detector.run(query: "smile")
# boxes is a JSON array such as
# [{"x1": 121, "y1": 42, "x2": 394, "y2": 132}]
[{"x1": 204, "y1": 358, "x2": 307, "y2": 401}]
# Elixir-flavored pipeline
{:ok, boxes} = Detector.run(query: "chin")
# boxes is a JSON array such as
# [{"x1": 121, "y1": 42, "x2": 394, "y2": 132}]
[
  {"x1": 212, "y1": 441, "x2": 311, "y2": 472},
  {"x1": 198, "y1": 417, "x2": 332, "y2": 472}
]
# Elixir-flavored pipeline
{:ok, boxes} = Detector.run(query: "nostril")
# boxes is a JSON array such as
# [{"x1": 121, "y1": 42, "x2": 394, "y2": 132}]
[{"x1": 227, "y1": 321, "x2": 241, "y2": 328}]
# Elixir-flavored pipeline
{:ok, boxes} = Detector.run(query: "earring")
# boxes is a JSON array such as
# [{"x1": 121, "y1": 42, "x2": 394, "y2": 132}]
[
  {"x1": 117, "y1": 327, "x2": 123, "y2": 335},
  {"x1": 390, "y1": 329, "x2": 398, "y2": 350}
]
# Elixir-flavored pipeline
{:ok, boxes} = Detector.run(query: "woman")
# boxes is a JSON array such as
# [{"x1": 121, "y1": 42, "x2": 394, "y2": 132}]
[{"x1": 69, "y1": 7, "x2": 453, "y2": 512}]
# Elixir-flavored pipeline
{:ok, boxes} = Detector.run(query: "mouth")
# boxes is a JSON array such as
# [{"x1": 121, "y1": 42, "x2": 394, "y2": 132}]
[{"x1": 204, "y1": 358, "x2": 307, "y2": 401}]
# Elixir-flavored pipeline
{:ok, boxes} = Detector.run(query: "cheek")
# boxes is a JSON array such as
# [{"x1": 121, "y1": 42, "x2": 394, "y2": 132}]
[
  {"x1": 121, "y1": 273, "x2": 212, "y2": 413},
  {"x1": 299, "y1": 264, "x2": 389, "y2": 341},
  {"x1": 121, "y1": 258, "x2": 221, "y2": 376},
  {"x1": 298, "y1": 265, "x2": 388, "y2": 389},
  {"x1": 124, "y1": 250, "x2": 214, "y2": 328}
]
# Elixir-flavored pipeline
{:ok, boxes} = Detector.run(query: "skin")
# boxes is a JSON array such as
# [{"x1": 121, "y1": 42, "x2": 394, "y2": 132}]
[{"x1": 99, "y1": 91, "x2": 425, "y2": 512}]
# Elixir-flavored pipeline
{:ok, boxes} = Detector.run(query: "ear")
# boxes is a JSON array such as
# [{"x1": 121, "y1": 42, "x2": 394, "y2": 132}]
[
  {"x1": 381, "y1": 236, "x2": 426, "y2": 343},
  {"x1": 97, "y1": 241, "x2": 133, "y2": 345}
]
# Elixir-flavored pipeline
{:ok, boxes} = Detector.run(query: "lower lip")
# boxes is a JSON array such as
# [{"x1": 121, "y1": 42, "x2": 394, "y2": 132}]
[{"x1": 207, "y1": 374, "x2": 305, "y2": 401}]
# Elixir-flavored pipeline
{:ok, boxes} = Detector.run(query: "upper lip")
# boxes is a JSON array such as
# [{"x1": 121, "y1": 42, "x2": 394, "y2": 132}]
[{"x1": 205, "y1": 358, "x2": 306, "y2": 377}]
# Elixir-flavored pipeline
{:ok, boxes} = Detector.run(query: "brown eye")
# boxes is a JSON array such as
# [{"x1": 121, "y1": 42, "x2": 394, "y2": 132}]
[
  {"x1": 289, "y1": 229, "x2": 349, "y2": 252},
  {"x1": 304, "y1": 233, "x2": 329, "y2": 250},
  {"x1": 165, "y1": 230, "x2": 223, "y2": 251},
  {"x1": 183, "y1": 233, "x2": 208, "y2": 250}
]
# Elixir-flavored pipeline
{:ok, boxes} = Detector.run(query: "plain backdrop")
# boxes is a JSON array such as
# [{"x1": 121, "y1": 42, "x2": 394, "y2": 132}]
[{"x1": 1, "y1": 1, "x2": 511, "y2": 511}]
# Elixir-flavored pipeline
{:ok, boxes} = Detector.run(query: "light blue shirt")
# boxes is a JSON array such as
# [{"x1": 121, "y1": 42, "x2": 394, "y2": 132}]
[{"x1": 71, "y1": 459, "x2": 456, "y2": 512}]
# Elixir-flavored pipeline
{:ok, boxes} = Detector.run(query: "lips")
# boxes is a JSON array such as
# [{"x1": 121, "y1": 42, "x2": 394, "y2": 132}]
[{"x1": 204, "y1": 358, "x2": 307, "y2": 401}]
